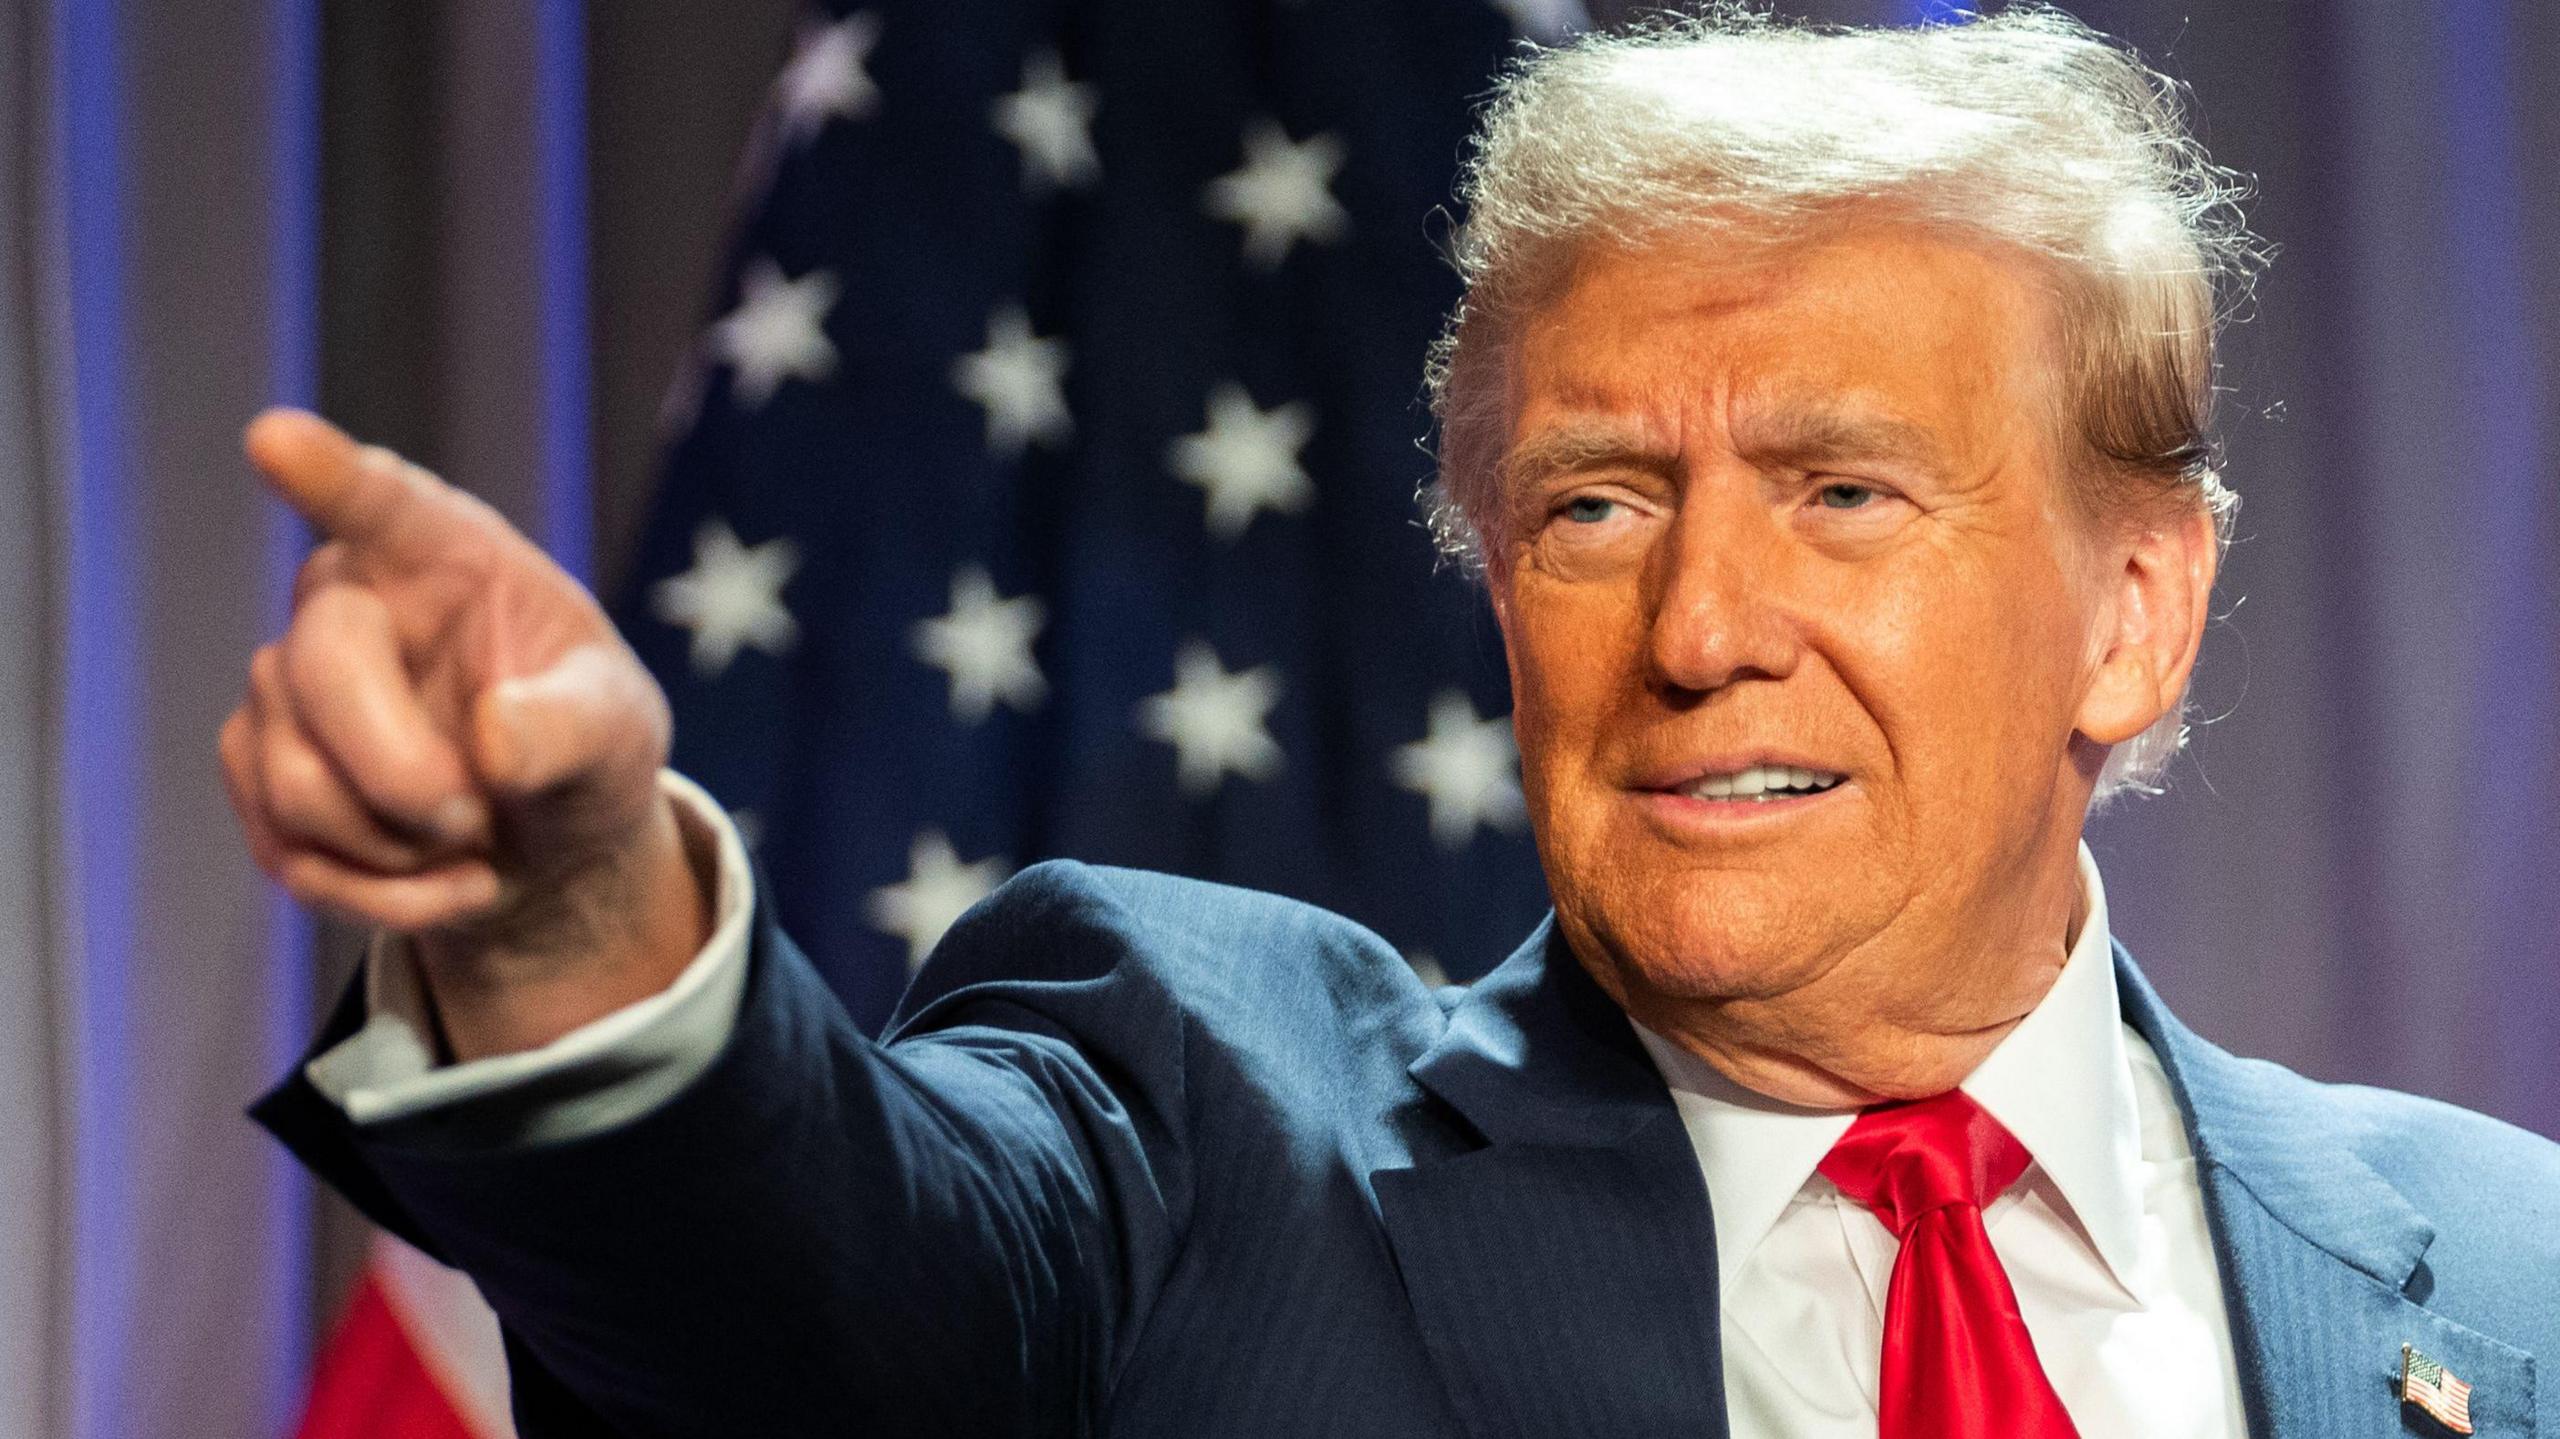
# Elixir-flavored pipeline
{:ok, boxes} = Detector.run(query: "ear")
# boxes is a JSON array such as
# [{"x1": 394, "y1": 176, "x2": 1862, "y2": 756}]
[{"x1": 2075, "y1": 501, "x2": 2217, "y2": 746}]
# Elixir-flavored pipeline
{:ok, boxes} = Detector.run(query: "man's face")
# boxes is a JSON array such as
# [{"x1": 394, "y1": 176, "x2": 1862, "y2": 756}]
[{"x1": 1489, "y1": 221, "x2": 2135, "y2": 1068}]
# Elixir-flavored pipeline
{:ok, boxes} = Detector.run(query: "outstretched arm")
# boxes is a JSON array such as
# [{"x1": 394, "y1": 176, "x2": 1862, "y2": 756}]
[{"x1": 229, "y1": 416, "x2": 1188, "y2": 1435}]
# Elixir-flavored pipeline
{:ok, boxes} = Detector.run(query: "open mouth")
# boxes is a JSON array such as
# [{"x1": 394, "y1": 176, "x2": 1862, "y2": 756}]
[{"x1": 1671, "y1": 763, "x2": 1847, "y2": 803}]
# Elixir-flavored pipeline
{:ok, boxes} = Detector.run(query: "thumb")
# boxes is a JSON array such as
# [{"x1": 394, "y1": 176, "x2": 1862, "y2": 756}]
[{"x1": 471, "y1": 643, "x2": 672, "y2": 803}]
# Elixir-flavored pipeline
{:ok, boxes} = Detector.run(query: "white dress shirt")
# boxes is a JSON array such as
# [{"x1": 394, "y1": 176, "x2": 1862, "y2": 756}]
[
  {"x1": 306, "y1": 782, "x2": 2250, "y2": 1434},
  {"x1": 1634, "y1": 842, "x2": 2249, "y2": 1437},
  {"x1": 306, "y1": 771, "x2": 757, "y2": 1145}
]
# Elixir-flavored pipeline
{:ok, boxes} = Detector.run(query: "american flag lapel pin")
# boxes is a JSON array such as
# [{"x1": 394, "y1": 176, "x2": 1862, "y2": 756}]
[{"x1": 2401, "y1": 1343, "x2": 2476, "y2": 1435}]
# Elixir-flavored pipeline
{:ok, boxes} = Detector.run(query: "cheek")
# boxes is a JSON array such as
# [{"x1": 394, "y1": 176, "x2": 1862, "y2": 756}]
[
  {"x1": 1840, "y1": 535, "x2": 2090, "y2": 784},
  {"x1": 1500, "y1": 578, "x2": 1651, "y2": 812}
]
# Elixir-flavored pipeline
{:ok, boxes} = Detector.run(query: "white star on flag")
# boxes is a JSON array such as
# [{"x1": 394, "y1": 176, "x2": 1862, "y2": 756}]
[
  {"x1": 1138, "y1": 641, "x2": 1285, "y2": 796},
  {"x1": 775, "y1": 11, "x2": 882, "y2": 144},
  {"x1": 651, "y1": 519, "x2": 801, "y2": 677},
  {"x1": 953, "y1": 302, "x2": 1073, "y2": 455},
  {"x1": 913, "y1": 565, "x2": 1048, "y2": 724},
  {"x1": 710, "y1": 258, "x2": 839, "y2": 408},
  {"x1": 868, "y1": 829, "x2": 1010, "y2": 971},
  {"x1": 993, "y1": 50, "x2": 1099, "y2": 191},
  {"x1": 1204, "y1": 118, "x2": 1349, "y2": 270},
  {"x1": 1167, "y1": 382, "x2": 1315, "y2": 541},
  {"x1": 1489, "y1": 0, "x2": 1589, "y2": 40},
  {"x1": 1393, "y1": 689, "x2": 1526, "y2": 849}
]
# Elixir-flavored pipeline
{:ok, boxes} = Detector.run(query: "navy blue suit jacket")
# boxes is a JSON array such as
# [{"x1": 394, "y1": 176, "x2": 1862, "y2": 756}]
[{"x1": 254, "y1": 861, "x2": 2560, "y2": 1437}]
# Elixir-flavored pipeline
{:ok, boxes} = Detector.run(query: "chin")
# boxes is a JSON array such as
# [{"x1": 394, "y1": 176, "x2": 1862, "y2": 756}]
[{"x1": 1558, "y1": 853, "x2": 1880, "y2": 1006}]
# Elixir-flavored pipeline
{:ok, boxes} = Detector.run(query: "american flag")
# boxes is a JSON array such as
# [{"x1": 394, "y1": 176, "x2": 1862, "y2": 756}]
[
  {"x1": 2402, "y1": 1344, "x2": 2476, "y2": 1435},
  {"x1": 614, "y1": 0, "x2": 1584, "y2": 1032}
]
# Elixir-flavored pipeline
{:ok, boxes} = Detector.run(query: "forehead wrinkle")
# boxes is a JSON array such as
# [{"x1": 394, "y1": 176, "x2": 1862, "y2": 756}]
[
  {"x1": 1535, "y1": 364, "x2": 1707, "y2": 416},
  {"x1": 1727, "y1": 398, "x2": 1954, "y2": 477}
]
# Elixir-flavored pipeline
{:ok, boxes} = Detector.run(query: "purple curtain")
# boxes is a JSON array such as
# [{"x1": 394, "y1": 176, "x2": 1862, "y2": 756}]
[
  {"x1": 4, "y1": 0, "x2": 596, "y2": 1434},
  {"x1": 2054, "y1": 0, "x2": 2560, "y2": 1140}
]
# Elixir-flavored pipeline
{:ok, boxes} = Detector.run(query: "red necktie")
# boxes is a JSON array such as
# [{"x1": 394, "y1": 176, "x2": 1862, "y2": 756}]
[{"x1": 1816, "y1": 1091, "x2": 2080, "y2": 1439}]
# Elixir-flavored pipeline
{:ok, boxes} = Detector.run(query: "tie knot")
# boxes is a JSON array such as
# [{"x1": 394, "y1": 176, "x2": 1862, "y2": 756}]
[{"x1": 1816, "y1": 1090, "x2": 2032, "y2": 1238}]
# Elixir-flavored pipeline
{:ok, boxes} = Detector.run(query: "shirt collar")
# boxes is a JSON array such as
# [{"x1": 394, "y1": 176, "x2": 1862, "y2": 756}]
[
  {"x1": 1960, "y1": 841, "x2": 2145, "y2": 1294},
  {"x1": 1630, "y1": 840, "x2": 2144, "y2": 1300}
]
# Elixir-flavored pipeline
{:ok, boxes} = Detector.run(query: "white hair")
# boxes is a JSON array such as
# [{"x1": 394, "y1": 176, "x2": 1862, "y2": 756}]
[{"x1": 1423, "y1": 4, "x2": 2261, "y2": 802}]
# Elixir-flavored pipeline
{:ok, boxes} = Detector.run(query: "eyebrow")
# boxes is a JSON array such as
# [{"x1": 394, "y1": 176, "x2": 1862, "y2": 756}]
[
  {"x1": 1495, "y1": 424, "x2": 1678, "y2": 499},
  {"x1": 1496, "y1": 406, "x2": 1950, "y2": 499},
  {"x1": 1731, "y1": 408, "x2": 1949, "y2": 473}
]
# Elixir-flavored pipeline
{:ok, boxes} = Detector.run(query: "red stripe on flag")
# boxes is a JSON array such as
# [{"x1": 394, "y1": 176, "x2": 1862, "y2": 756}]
[{"x1": 293, "y1": 1271, "x2": 482, "y2": 1439}]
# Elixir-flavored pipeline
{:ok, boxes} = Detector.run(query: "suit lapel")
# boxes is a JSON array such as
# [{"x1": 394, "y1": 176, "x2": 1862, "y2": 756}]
[
  {"x1": 1370, "y1": 929, "x2": 2540, "y2": 1439},
  {"x1": 2119, "y1": 948, "x2": 2536, "y2": 1437},
  {"x1": 1374, "y1": 918, "x2": 1729, "y2": 1439}
]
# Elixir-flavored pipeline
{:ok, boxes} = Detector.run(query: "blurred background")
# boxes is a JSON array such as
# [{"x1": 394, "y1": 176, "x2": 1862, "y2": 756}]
[{"x1": 4, "y1": 0, "x2": 2554, "y2": 1435}]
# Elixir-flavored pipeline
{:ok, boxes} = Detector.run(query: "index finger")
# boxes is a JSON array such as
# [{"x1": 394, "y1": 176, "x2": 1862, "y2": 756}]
[{"x1": 242, "y1": 408, "x2": 472, "y2": 566}]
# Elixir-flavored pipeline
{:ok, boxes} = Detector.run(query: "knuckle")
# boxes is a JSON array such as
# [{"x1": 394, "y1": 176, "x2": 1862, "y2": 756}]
[
  {"x1": 279, "y1": 610, "x2": 334, "y2": 689},
  {"x1": 275, "y1": 853, "x2": 337, "y2": 908},
  {"x1": 248, "y1": 644, "x2": 284, "y2": 698},
  {"x1": 219, "y1": 729, "x2": 268, "y2": 823},
  {"x1": 363, "y1": 761, "x2": 447, "y2": 822},
  {"x1": 286, "y1": 581, "x2": 367, "y2": 658},
  {"x1": 260, "y1": 738, "x2": 341, "y2": 833},
  {"x1": 236, "y1": 814, "x2": 281, "y2": 871},
  {"x1": 334, "y1": 716, "x2": 444, "y2": 803},
  {"x1": 217, "y1": 708, "x2": 252, "y2": 766}
]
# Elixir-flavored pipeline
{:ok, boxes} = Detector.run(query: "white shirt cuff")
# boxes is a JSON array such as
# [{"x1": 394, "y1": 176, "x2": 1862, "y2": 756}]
[{"x1": 300, "y1": 770, "x2": 755, "y2": 1145}]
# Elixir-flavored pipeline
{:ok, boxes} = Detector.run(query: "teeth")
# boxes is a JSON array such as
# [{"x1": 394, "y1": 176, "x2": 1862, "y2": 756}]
[{"x1": 1679, "y1": 763, "x2": 1844, "y2": 802}]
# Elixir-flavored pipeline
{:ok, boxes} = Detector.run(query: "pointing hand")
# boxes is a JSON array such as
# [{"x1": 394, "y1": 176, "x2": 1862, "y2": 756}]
[{"x1": 220, "y1": 410, "x2": 706, "y2": 1057}]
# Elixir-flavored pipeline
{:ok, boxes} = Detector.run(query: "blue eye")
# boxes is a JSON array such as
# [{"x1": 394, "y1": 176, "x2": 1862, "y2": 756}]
[
  {"x1": 1563, "y1": 496, "x2": 1618, "y2": 524},
  {"x1": 1816, "y1": 483, "x2": 1875, "y2": 510}
]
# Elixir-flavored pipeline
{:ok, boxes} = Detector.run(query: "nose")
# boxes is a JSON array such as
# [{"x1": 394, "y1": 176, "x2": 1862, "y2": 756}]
[{"x1": 1645, "y1": 490, "x2": 1801, "y2": 697}]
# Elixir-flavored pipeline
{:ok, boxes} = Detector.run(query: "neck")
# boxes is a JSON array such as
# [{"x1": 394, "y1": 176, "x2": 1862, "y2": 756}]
[
  {"x1": 1630, "y1": 996, "x2": 2042, "y2": 1108},
  {"x1": 1587, "y1": 848, "x2": 2088, "y2": 1110}
]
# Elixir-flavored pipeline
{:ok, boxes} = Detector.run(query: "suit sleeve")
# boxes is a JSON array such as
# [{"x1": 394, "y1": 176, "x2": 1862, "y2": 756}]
[
  {"x1": 299, "y1": 771, "x2": 755, "y2": 1149},
  {"x1": 250, "y1": 860, "x2": 1196, "y2": 1439}
]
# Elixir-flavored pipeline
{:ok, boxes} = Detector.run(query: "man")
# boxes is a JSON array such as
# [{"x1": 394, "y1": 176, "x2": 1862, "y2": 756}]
[{"x1": 233, "y1": 10, "x2": 2559, "y2": 1438}]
